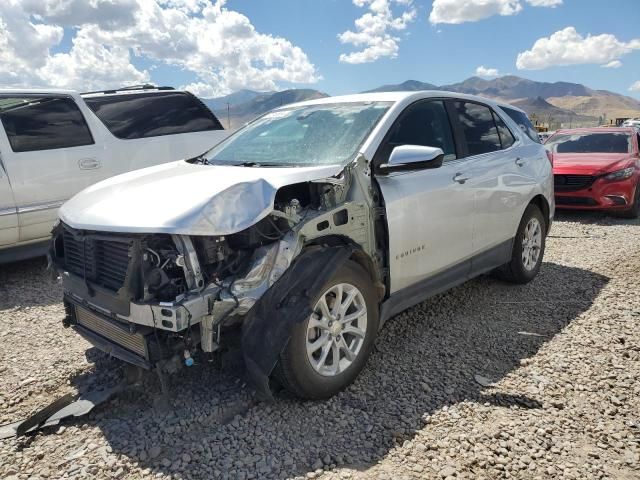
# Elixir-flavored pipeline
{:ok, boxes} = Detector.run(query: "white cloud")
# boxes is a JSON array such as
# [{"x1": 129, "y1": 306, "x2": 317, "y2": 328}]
[
  {"x1": 516, "y1": 27, "x2": 640, "y2": 70},
  {"x1": 429, "y1": 0, "x2": 522, "y2": 24},
  {"x1": 475, "y1": 66, "x2": 500, "y2": 77},
  {"x1": 429, "y1": 0, "x2": 562, "y2": 24},
  {"x1": 630, "y1": 81, "x2": 640, "y2": 92},
  {"x1": 20, "y1": 0, "x2": 140, "y2": 30},
  {"x1": 338, "y1": 0, "x2": 417, "y2": 64},
  {"x1": 0, "y1": 0, "x2": 320, "y2": 96},
  {"x1": 525, "y1": 0, "x2": 562, "y2": 7},
  {"x1": 602, "y1": 60, "x2": 623, "y2": 69}
]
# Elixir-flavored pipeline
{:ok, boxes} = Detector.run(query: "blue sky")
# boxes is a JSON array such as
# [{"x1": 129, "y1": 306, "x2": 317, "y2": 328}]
[
  {"x1": 224, "y1": 0, "x2": 640, "y2": 97},
  {"x1": 1, "y1": 0, "x2": 639, "y2": 99}
]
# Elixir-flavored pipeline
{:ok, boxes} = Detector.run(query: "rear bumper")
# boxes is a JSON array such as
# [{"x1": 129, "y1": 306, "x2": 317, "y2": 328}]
[{"x1": 555, "y1": 175, "x2": 637, "y2": 211}]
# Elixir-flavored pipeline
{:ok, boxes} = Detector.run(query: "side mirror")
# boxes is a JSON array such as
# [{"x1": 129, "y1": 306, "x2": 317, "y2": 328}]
[{"x1": 379, "y1": 145, "x2": 445, "y2": 173}]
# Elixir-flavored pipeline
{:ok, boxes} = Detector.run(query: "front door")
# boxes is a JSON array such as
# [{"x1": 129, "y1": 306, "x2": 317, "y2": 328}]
[{"x1": 374, "y1": 99, "x2": 475, "y2": 294}]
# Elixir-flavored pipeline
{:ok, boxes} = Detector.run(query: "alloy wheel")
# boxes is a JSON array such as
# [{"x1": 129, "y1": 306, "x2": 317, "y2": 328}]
[
  {"x1": 521, "y1": 217, "x2": 542, "y2": 271},
  {"x1": 305, "y1": 283, "x2": 368, "y2": 377}
]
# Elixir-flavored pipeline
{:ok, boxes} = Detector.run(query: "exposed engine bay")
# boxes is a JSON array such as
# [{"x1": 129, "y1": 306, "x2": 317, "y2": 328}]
[{"x1": 51, "y1": 164, "x2": 383, "y2": 383}]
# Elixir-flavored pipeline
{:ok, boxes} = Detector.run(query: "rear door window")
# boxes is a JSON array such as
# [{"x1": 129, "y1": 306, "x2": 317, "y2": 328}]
[
  {"x1": 0, "y1": 96, "x2": 94, "y2": 152},
  {"x1": 453, "y1": 102, "x2": 501, "y2": 156},
  {"x1": 83, "y1": 91, "x2": 223, "y2": 140},
  {"x1": 500, "y1": 106, "x2": 540, "y2": 143},
  {"x1": 493, "y1": 111, "x2": 516, "y2": 149}
]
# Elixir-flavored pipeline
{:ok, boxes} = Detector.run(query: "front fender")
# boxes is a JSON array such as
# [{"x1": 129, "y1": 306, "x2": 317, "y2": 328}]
[{"x1": 241, "y1": 245, "x2": 354, "y2": 400}]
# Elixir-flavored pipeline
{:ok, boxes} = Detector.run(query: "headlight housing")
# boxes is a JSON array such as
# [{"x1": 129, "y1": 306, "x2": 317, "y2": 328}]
[{"x1": 604, "y1": 167, "x2": 635, "y2": 181}]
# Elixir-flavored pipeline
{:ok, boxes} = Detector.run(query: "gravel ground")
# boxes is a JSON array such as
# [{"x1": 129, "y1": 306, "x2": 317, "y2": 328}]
[{"x1": 1, "y1": 211, "x2": 639, "y2": 480}]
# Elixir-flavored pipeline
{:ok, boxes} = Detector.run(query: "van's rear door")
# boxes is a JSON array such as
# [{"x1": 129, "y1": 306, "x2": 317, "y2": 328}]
[
  {"x1": 0, "y1": 150, "x2": 18, "y2": 248},
  {"x1": 0, "y1": 94, "x2": 101, "y2": 243}
]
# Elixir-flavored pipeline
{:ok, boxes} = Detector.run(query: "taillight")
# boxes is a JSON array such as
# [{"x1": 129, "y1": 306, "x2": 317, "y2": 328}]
[{"x1": 546, "y1": 151, "x2": 553, "y2": 166}]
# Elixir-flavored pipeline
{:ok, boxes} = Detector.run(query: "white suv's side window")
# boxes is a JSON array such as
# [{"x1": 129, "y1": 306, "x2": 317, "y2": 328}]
[
  {"x1": 378, "y1": 99, "x2": 457, "y2": 163},
  {"x1": 83, "y1": 92, "x2": 223, "y2": 140},
  {"x1": 0, "y1": 96, "x2": 94, "y2": 153}
]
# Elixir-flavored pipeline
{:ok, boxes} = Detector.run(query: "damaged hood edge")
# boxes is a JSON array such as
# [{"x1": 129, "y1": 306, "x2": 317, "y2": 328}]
[{"x1": 59, "y1": 160, "x2": 346, "y2": 236}]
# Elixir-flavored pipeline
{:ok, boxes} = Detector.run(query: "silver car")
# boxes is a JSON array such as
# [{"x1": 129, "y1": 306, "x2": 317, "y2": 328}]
[{"x1": 51, "y1": 91, "x2": 554, "y2": 400}]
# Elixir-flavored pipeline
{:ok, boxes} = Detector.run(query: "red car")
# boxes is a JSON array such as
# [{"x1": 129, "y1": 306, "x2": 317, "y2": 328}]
[{"x1": 546, "y1": 127, "x2": 640, "y2": 218}]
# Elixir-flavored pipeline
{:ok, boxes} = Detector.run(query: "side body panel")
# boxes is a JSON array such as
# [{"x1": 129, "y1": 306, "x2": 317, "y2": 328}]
[{"x1": 376, "y1": 160, "x2": 474, "y2": 293}]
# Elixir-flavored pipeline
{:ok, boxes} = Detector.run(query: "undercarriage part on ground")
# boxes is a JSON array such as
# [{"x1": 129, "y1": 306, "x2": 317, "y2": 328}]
[{"x1": 0, "y1": 384, "x2": 124, "y2": 439}]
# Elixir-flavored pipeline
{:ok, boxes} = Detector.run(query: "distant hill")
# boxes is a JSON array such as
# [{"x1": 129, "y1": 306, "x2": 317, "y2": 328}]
[
  {"x1": 202, "y1": 89, "x2": 269, "y2": 112},
  {"x1": 509, "y1": 97, "x2": 593, "y2": 125},
  {"x1": 365, "y1": 80, "x2": 438, "y2": 93},
  {"x1": 441, "y1": 76, "x2": 593, "y2": 100},
  {"x1": 203, "y1": 89, "x2": 328, "y2": 128},
  {"x1": 199, "y1": 76, "x2": 640, "y2": 130},
  {"x1": 368, "y1": 75, "x2": 640, "y2": 127}
]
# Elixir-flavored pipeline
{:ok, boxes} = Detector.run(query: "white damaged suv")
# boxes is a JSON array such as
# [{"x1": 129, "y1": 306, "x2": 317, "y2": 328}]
[{"x1": 51, "y1": 92, "x2": 554, "y2": 399}]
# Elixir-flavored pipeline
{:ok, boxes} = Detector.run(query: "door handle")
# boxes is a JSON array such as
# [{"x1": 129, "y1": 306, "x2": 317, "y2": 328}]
[
  {"x1": 79, "y1": 158, "x2": 101, "y2": 170},
  {"x1": 515, "y1": 157, "x2": 525, "y2": 167},
  {"x1": 453, "y1": 173, "x2": 470, "y2": 184}
]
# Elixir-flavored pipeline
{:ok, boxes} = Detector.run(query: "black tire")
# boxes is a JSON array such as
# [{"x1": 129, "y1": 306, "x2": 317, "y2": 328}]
[
  {"x1": 496, "y1": 204, "x2": 546, "y2": 284},
  {"x1": 274, "y1": 260, "x2": 379, "y2": 399},
  {"x1": 615, "y1": 183, "x2": 640, "y2": 219}
]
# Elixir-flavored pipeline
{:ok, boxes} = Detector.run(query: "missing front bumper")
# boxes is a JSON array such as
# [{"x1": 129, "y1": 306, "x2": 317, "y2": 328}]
[{"x1": 65, "y1": 298, "x2": 153, "y2": 369}]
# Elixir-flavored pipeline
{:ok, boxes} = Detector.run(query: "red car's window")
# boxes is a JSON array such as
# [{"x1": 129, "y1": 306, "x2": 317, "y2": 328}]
[{"x1": 545, "y1": 132, "x2": 631, "y2": 154}]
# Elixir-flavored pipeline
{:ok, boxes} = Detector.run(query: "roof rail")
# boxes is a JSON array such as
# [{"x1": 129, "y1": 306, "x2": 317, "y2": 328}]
[{"x1": 80, "y1": 85, "x2": 175, "y2": 95}]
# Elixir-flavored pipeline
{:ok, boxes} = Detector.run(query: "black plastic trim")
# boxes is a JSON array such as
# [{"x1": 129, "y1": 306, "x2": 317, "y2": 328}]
[
  {"x1": 380, "y1": 238, "x2": 513, "y2": 324},
  {"x1": 0, "y1": 240, "x2": 49, "y2": 264}
]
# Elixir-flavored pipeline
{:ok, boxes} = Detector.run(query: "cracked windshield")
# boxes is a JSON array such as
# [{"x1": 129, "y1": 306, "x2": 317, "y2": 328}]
[{"x1": 204, "y1": 102, "x2": 390, "y2": 166}]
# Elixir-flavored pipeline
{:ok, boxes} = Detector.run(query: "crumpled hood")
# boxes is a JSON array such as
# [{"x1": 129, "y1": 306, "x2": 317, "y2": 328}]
[
  {"x1": 59, "y1": 161, "x2": 345, "y2": 235},
  {"x1": 552, "y1": 153, "x2": 634, "y2": 176}
]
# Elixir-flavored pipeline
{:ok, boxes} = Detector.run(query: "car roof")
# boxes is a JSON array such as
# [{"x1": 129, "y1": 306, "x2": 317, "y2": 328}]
[
  {"x1": 81, "y1": 86, "x2": 178, "y2": 98},
  {"x1": 553, "y1": 127, "x2": 637, "y2": 135},
  {"x1": 0, "y1": 88, "x2": 77, "y2": 95},
  {"x1": 276, "y1": 90, "x2": 527, "y2": 114}
]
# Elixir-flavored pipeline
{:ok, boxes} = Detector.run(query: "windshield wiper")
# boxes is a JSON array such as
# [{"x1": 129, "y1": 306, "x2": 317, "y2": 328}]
[
  {"x1": 233, "y1": 161, "x2": 285, "y2": 167},
  {"x1": 187, "y1": 155, "x2": 210, "y2": 165}
]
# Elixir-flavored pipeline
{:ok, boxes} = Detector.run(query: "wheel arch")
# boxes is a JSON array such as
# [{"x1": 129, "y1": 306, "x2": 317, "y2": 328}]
[
  {"x1": 528, "y1": 194, "x2": 551, "y2": 234},
  {"x1": 303, "y1": 234, "x2": 385, "y2": 301}
]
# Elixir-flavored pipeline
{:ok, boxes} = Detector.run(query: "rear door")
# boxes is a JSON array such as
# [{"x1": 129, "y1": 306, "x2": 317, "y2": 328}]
[
  {"x1": 450, "y1": 101, "x2": 536, "y2": 267},
  {"x1": 374, "y1": 99, "x2": 474, "y2": 293},
  {"x1": 0, "y1": 150, "x2": 18, "y2": 247},
  {"x1": 0, "y1": 94, "x2": 100, "y2": 243},
  {"x1": 82, "y1": 91, "x2": 228, "y2": 179}
]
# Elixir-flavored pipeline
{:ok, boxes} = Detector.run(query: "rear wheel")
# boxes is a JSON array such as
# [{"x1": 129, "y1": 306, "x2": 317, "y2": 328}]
[
  {"x1": 496, "y1": 204, "x2": 546, "y2": 284},
  {"x1": 275, "y1": 260, "x2": 379, "y2": 399},
  {"x1": 615, "y1": 183, "x2": 640, "y2": 219}
]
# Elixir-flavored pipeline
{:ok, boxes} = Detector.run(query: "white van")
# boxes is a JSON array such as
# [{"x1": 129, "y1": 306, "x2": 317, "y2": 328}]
[{"x1": 0, "y1": 86, "x2": 229, "y2": 263}]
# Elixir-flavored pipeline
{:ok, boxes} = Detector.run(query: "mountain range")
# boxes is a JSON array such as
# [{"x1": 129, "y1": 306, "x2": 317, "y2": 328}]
[{"x1": 204, "y1": 75, "x2": 640, "y2": 129}]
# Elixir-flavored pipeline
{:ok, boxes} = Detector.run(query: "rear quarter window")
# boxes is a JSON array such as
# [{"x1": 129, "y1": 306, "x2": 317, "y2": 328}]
[
  {"x1": 500, "y1": 106, "x2": 540, "y2": 144},
  {"x1": 83, "y1": 91, "x2": 223, "y2": 140}
]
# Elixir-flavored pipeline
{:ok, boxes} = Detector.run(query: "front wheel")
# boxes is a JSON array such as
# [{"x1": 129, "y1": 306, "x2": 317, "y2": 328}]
[
  {"x1": 275, "y1": 260, "x2": 379, "y2": 399},
  {"x1": 496, "y1": 204, "x2": 546, "y2": 284}
]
